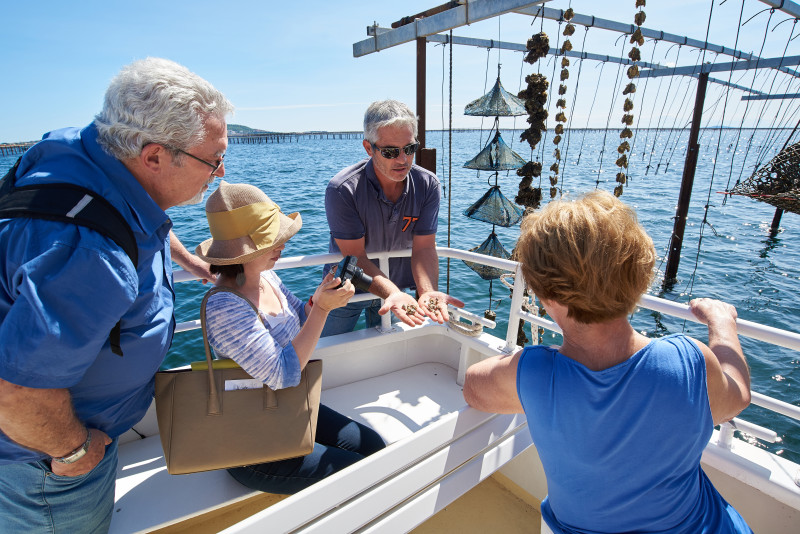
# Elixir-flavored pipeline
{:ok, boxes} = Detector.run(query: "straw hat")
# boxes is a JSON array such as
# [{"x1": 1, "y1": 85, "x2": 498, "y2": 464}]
[{"x1": 195, "y1": 181, "x2": 302, "y2": 265}]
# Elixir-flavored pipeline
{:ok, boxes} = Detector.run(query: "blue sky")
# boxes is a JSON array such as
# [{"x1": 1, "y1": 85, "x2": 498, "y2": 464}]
[{"x1": 2, "y1": 0, "x2": 798, "y2": 143}]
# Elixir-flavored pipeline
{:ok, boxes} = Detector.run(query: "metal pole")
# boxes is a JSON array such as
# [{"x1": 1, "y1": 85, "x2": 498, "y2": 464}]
[
  {"x1": 447, "y1": 30, "x2": 453, "y2": 294},
  {"x1": 770, "y1": 208, "x2": 784, "y2": 236},
  {"x1": 663, "y1": 71, "x2": 709, "y2": 287},
  {"x1": 416, "y1": 36, "x2": 427, "y2": 151}
]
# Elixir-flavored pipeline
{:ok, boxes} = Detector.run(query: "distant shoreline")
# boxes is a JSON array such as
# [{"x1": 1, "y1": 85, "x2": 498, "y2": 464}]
[{"x1": 2, "y1": 126, "x2": 792, "y2": 147}]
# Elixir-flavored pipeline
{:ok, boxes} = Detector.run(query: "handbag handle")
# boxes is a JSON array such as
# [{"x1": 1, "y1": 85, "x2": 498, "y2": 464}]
[{"x1": 200, "y1": 285, "x2": 267, "y2": 415}]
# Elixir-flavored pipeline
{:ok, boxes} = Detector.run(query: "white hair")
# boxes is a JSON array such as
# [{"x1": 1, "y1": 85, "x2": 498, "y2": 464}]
[
  {"x1": 94, "y1": 57, "x2": 234, "y2": 161},
  {"x1": 363, "y1": 100, "x2": 418, "y2": 144}
]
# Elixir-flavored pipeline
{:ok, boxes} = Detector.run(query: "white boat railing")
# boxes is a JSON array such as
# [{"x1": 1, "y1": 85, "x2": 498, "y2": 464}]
[{"x1": 172, "y1": 247, "x2": 800, "y2": 443}]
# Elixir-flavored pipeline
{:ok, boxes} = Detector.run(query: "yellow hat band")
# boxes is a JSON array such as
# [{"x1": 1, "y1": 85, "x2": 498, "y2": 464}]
[{"x1": 206, "y1": 201, "x2": 281, "y2": 249}]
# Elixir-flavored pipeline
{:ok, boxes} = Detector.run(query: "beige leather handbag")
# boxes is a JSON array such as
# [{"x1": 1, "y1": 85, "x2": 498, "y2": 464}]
[{"x1": 154, "y1": 286, "x2": 322, "y2": 475}]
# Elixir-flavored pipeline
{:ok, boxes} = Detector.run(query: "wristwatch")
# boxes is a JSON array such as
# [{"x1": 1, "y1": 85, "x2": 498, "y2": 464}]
[{"x1": 52, "y1": 430, "x2": 92, "y2": 464}]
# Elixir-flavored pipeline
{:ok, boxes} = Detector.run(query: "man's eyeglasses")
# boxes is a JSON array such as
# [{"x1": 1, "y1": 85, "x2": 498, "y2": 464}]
[
  {"x1": 166, "y1": 145, "x2": 225, "y2": 175},
  {"x1": 371, "y1": 142, "x2": 419, "y2": 160}
]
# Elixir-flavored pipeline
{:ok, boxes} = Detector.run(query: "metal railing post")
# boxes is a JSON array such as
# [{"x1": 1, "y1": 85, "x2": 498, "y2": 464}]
[{"x1": 504, "y1": 262, "x2": 526, "y2": 352}]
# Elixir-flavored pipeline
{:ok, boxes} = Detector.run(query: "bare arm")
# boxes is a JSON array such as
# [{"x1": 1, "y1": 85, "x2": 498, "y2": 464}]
[
  {"x1": 0, "y1": 379, "x2": 111, "y2": 476},
  {"x1": 411, "y1": 234, "x2": 465, "y2": 323},
  {"x1": 334, "y1": 237, "x2": 399, "y2": 299},
  {"x1": 463, "y1": 350, "x2": 524, "y2": 414},
  {"x1": 291, "y1": 272, "x2": 354, "y2": 367},
  {"x1": 410, "y1": 234, "x2": 439, "y2": 296},
  {"x1": 689, "y1": 298, "x2": 751, "y2": 425},
  {"x1": 334, "y1": 237, "x2": 424, "y2": 327},
  {"x1": 170, "y1": 230, "x2": 215, "y2": 284}
]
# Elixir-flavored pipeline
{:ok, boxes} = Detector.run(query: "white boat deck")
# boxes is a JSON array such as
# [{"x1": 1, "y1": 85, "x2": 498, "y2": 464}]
[{"x1": 111, "y1": 359, "x2": 474, "y2": 533}]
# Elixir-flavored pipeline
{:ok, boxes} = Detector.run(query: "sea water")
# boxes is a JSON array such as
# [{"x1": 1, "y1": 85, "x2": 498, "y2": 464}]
[{"x1": 2, "y1": 128, "x2": 798, "y2": 463}]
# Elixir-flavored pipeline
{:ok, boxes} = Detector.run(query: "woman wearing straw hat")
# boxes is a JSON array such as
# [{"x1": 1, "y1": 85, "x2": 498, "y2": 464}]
[{"x1": 196, "y1": 181, "x2": 385, "y2": 494}]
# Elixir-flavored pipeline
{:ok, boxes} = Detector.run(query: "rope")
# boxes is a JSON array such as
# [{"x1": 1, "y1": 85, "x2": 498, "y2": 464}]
[
  {"x1": 596, "y1": 37, "x2": 627, "y2": 188},
  {"x1": 734, "y1": 9, "x2": 776, "y2": 184},
  {"x1": 727, "y1": 4, "x2": 771, "y2": 188},
  {"x1": 645, "y1": 44, "x2": 684, "y2": 175},
  {"x1": 440, "y1": 37, "x2": 447, "y2": 184},
  {"x1": 752, "y1": 18, "x2": 798, "y2": 169},
  {"x1": 721, "y1": 0, "x2": 748, "y2": 196},
  {"x1": 499, "y1": 272, "x2": 515, "y2": 290},
  {"x1": 447, "y1": 313, "x2": 483, "y2": 337},
  {"x1": 560, "y1": 24, "x2": 590, "y2": 193},
  {"x1": 656, "y1": 67, "x2": 699, "y2": 174},
  {"x1": 539, "y1": 21, "x2": 563, "y2": 164},
  {"x1": 447, "y1": 30, "x2": 453, "y2": 294},
  {"x1": 682, "y1": 0, "x2": 726, "y2": 297},
  {"x1": 754, "y1": 72, "x2": 799, "y2": 168},
  {"x1": 628, "y1": 38, "x2": 660, "y2": 181},
  {"x1": 476, "y1": 47, "x2": 492, "y2": 162},
  {"x1": 640, "y1": 66, "x2": 667, "y2": 172},
  {"x1": 663, "y1": 46, "x2": 725, "y2": 176},
  {"x1": 576, "y1": 61, "x2": 606, "y2": 165}
]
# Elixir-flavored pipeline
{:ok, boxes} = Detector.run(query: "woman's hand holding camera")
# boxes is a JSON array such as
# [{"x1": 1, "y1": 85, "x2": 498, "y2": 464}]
[{"x1": 313, "y1": 268, "x2": 354, "y2": 312}]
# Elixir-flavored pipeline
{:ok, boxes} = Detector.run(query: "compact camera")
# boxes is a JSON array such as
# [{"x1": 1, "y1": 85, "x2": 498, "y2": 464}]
[{"x1": 335, "y1": 255, "x2": 373, "y2": 292}]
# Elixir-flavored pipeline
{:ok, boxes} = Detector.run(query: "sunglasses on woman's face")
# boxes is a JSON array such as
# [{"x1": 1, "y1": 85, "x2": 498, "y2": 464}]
[{"x1": 371, "y1": 142, "x2": 420, "y2": 159}]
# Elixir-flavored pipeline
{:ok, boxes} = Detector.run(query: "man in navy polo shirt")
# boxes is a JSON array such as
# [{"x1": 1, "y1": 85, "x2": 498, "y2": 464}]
[
  {"x1": 321, "y1": 100, "x2": 463, "y2": 336},
  {"x1": 0, "y1": 57, "x2": 233, "y2": 533}
]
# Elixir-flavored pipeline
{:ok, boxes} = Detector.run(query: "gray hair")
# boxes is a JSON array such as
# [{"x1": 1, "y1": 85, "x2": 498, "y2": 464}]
[
  {"x1": 363, "y1": 100, "x2": 418, "y2": 144},
  {"x1": 94, "y1": 57, "x2": 234, "y2": 161}
]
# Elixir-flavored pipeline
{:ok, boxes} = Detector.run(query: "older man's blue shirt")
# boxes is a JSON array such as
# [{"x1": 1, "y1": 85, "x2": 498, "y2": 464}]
[{"x1": 0, "y1": 124, "x2": 175, "y2": 463}]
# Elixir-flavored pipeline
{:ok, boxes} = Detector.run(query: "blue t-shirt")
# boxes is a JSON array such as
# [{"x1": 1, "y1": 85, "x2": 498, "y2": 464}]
[
  {"x1": 325, "y1": 158, "x2": 440, "y2": 291},
  {"x1": 517, "y1": 334, "x2": 751, "y2": 533},
  {"x1": 0, "y1": 123, "x2": 175, "y2": 463}
]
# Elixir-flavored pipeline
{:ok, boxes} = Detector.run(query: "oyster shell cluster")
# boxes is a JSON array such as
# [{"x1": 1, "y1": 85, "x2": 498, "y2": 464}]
[
  {"x1": 548, "y1": 8, "x2": 575, "y2": 199},
  {"x1": 518, "y1": 73, "x2": 549, "y2": 151},
  {"x1": 615, "y1": 0, "x2": 646, "y2": 197},
  {"x1": 524, "y1": 32, "x2": 550, "y2": 65},
  {"x1": 515, "y1": 161, "x2": 543, "y2": 210}
]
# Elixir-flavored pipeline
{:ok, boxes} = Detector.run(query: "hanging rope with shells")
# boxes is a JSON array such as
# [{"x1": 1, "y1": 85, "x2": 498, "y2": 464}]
[
  {"x1": 550, "y1": 7, "x2": 575, "y2": 199},
  {"x1": 516, "y1": 31, "x2": 550, "y2": 210},
  {"x1": 615, "y1": 0, "x2": 646, "y2": 197}
]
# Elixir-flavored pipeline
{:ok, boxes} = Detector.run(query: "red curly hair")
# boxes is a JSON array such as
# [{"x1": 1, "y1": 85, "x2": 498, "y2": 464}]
[{"x1": 514, "y1": 190, "x2": 656, "y2": 323}]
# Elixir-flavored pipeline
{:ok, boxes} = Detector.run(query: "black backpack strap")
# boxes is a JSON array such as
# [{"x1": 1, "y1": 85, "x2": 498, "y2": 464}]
[
  {"x1": 0, "y1": 184, "x2": 138, "y2": 266},
  {"x1": 0, "y1": 157, "x2": 21, "y2": 194},
  {"x1": 0, "y1": 158, "x2": 138, "y2": 356}
]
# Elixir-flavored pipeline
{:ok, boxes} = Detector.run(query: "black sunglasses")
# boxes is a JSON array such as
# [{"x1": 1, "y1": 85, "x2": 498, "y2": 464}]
[
  {"x1": 371, "y1": 142, "x2": 419, "y2": 159},
  {"x1": 165, "y1": 145, "x2": 225, "y2": 175}
]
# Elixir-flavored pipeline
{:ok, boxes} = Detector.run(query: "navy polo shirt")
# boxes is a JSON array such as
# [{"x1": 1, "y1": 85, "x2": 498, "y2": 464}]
[{"x1": 325, "y1": 158, "x2": 440, "y2": 291}]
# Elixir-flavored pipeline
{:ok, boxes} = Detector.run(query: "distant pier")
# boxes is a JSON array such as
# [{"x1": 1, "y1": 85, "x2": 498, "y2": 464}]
[
  {"x1": 228, "y1": 131, "x2": 362, "y2": 144},
  {"x1": 0, "y1": 134, "x2": 364, "y2": 157},
  {"x1": 0, "y1": 142, "x2": 35, "y2": 157}
]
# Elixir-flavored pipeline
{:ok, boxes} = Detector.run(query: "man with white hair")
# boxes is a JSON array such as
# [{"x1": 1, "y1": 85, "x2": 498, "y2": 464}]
[
  {"x1": 322, "y1": 100, "x2": 463, "y2": 336},
  {"x1": 0, "y1": 57, "x2": 233, "y2": 532}
]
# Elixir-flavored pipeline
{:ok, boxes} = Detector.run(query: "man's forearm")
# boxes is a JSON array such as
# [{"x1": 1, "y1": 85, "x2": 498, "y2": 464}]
[
  {"x1": 411, "y1": 246, "x2": 439, "y2": 294},
  {"x1": 0, "y1": 380, "x2": 87, "y2": 458},
  {"x1": 352, "y1": 254, "x2": 402, "y2": 299},
  {"x1": 170, "y1": 230, "x2": 213, "y2": 282},
  {"x1": 169, "y1": 230, "x2": 204, "y2": 272}
]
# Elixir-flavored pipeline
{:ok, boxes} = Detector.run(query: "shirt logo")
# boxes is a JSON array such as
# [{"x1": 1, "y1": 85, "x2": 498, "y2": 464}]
[{"x1": 402, "y1": 216, "x2": 419, "y2": 232}]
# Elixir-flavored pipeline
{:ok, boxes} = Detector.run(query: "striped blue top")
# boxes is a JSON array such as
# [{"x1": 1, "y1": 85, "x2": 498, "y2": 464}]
[{"x1": 204, "y1": 270, "x2": 306, "y2": 390}]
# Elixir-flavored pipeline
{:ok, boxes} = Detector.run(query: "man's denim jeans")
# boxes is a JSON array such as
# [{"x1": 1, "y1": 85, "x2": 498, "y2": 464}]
[
  {"x1": 321, "y1": 298, "x2": 383, "y2": 337},
  {"x1": 0, "y1": 440, "x2": 118, "y2": 533}
]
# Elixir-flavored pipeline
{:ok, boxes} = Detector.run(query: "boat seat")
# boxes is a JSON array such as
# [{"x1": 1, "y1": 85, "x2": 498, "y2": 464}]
[{"x1": 110, "y1": 362, "x2": 468, "y2": 533}]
